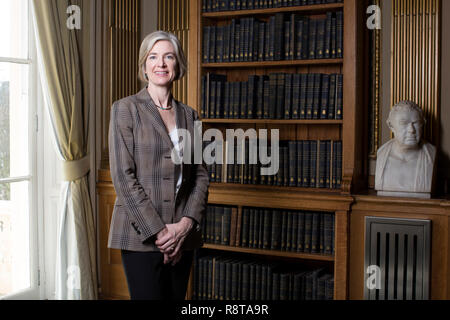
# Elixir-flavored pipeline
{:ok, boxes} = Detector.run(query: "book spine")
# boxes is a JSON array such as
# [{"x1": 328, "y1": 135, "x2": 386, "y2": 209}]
[
  {"x1": 336, "y1": 11, "x2": 343, "y2": 58},
  {"x1": 241, "y1": 208, "x2": 249, "y2": 247},
  {"x1": 258, "y1": 21, "x2": 265, "y2": 61},
  {"x1": 319, "y1": 140, "x2": 327, "y2": 188},
  {"x1": 324, "y1": 12, "x2": 332, "y2": 59},
  {"x1": 280, "y1": 211, "x2": 287, "y2": 251},
  {"x1": 296, "y1": 141, "x2": 303, "y2": 187},
  {"x1": 336, "y1": 74, "x2": 343, "y2": 120},
  {"x1": 304, "y1": 212, "x2": 312, "y2": 253},
  {"x1": 292, "y1": 74, "x2": 300, "y2": 119},
  {"x1": 276, "y1": 73, "x2": 285, "y2": 119},
  {"x1": 297, "y1": 211, "x2": 305, "y2": 252},
  {"x1": 248, "y1": 75, "x2": 256, "y2": 119},
  {"x1": 263, "y1": 79, "x2": 270, "y2": 119},
  {"x1": 311, "y1": 212, "x2": 320, "y2": 253},
  {"x1": 286, "y1": 211, "x2": 293, "y2": 251},
  {"x1": 291, "y1": 211, "x2": 298, "y2": 252},
  {"x1": 241, "y1": 262, "x2": 249, "y2": 300},
  {"x1": 284, "y1": 73, "x2": 293, "y2": 119},
  {"x1": 328, "y1": 74, "x2": 336, "y2": 119},
  {"x1": 288, "y1": 141, "x2": 297, "y2": 187},
  {"x1": 271, "y1": 209, "x2": 281, "y2": 250},
  {"x1": 316, "y1": 18, "x2": 325, "y2": 59},
  {"x1": 284, "y1": 20, "x2": 291, "y2": 61},
  {"x1": 302, "y1": 140, "x2": 310, "y2": 187},
  {"x1": 263, "y1": 209, "x2": 272, "y2": 250},
  {"x1": 308, "y1": 19, "x2": 317, "y2": 59},
  {"x1": 306, "y1": 73, "x2": 314, "y2": 120},
  {"x1": 222, "y1": 207, "x2": 231, "y2": 245},
  {"x1": 312, "y1": 73, "x2": 322, "y2": 120},
  {"x1": 310, "y1": 140, "x2": 318, "y2": 188},
  {"x1": 320, "y1": 74, "x2": 330, "y2": 120},
  {"x1": 223, "y1": 81, "x2": 230, "y2": 119},
  {"x1": 331, "y1": 16, "x2": 337, "y2": 58},
  {"x1": 269, "y1": 73, "x2": 277, "y2": 119},
  {"x1": 325, "y1": 140, "x2": 331, "y2": 188}
]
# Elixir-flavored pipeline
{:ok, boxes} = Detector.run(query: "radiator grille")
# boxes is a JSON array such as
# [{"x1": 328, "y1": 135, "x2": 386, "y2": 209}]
[{"x1": 364, "y1": 217, "x2": 431, "y2": 300}]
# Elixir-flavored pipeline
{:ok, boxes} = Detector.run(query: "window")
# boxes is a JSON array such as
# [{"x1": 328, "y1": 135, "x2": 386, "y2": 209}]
[{"x1": 0, "y1": 0, "x2": 40, "y2": 299}]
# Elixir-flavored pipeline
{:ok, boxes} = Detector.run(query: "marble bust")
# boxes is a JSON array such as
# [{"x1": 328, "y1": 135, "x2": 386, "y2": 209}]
[{"x1": 375, "y1": 101, "x2": 436, "y2": 199}]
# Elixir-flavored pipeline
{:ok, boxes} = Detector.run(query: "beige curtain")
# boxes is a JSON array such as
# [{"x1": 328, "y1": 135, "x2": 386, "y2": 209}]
[{"x1": 32, "y1": 0, "x2": 97, "y2": 299}]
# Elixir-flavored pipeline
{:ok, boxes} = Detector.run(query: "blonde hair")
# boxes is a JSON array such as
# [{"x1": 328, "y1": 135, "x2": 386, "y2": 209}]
[{"x1": 138, "y1": 31, "x2": 187, "y2": 83}]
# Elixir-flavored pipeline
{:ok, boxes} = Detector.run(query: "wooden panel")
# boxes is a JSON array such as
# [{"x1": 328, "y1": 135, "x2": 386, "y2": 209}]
[
  {"x1": 349, "y1": 195, "x2": 450, "y2": 300},
  {"x1": 334, "y1": 210, "x2": 349, "y2": 299},
  {"x1": 391, "y1": 0, "x2": 441, "y2": 145}
]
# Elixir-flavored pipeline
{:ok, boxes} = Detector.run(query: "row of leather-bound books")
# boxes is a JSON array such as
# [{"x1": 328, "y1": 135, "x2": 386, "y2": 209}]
[
  {"x1": 202, "y1": 0, "x2": 343, "y2": 12},
  {"x1": 201, "y1": 72, "x2": 343, "y2": 120},
  {"x1": 202, "y1": 11, "x2": 343, "y2": 63},
  {"x1": 201, "y1": 205, "x2": 335, "y2": 255},
  {"x1": 193, "y1": 254, "x2": 334, "y2": 300},
  {"x1": 204, "y1": 140, "x2": 343, "y2": 189}
]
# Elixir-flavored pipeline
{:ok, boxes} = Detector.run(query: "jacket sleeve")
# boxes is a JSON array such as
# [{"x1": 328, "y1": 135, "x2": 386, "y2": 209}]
[
  {"x1": 182, "y1": 110, "x2": 210, "y2": 227},
  {"x1": 109, "y1": 100, "x2": 166, "y2": 243}
]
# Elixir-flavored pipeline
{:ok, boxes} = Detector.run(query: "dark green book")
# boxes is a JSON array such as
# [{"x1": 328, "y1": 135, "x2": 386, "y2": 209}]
[
  {"x1": 295, "y1": 18, "x2": 304, "y2": 60},
  {"x1": 284, "y1": 73, "x2": 293, "y2": 119},
  {"x1": 241, "y1": 208, "x2": 249, "y2": 247},
  {"x1": 301, "y1": 18, "x2": 310, "y2": 59},
  {"x1": 283, "y1": 145, "x2": 289, "y2": 186},
  {"x1": 284, "y1": 20, "x2": 291, "y2": 60},
  {"x1": 265, "y1": 21, "x2": 271, "y2": 61},
  {"x1": 249, "y1": 263, "x2": 256, "y2": 300},
  {"x1": 252, "y1": 19, "x2": 259, "y2": 61},
  {"x1": 263, "y1": 209, "x2": 272, "y2": 249},
  {"x1": 258, "y1": 21, "x2": 265, "y2": 61},
  {"x1": 320, "y1": 74, "x2": 330, "y2": 120},
  {"x1": 326, "y1": 276, "x2": 334, "y2": 300},
  {"x1": 311, "y1": 212, "x2": 320, "y2": 254},
  {"x1": 296, "y1": 141, "x2": 303, "y2": 187},
  {"x1": 217, "y1": 25, "x2": 224, "y2": 62},
  {"x1": 302, "y1": 140, "x2": 310, "y2": 187},
  {"x1": 336, "y1": 74, "x2": 343, "y2": 120},
  {"x1": 230, "y1": 19, "x2": 236, "y2": 62},
  {"x1": 335, "y1": 140, "x2": 342, "y2": 189},
  {"x1": 304, "y1": 212, "x2": 312, "y2": 253},
  {"x1": 280, "y1": 273, "x2": 291, "y2": 300},
  {"x1": 269, "y1": 73, "x2": 278, "y2": 119},
  {"x1": 222, "y1": 207, "x2": 232, "y2": 245},
  {"x1": 288, "y1": 141, "x2": 297, "y2": 187},
  {"x1": 310, "y1": 140, "x2": 318, "y2": 188},
  {"x1": 331, "y1": 16, "x2": 337, "y2": 58},
  {"x1": 269, "y1": 16, "x2": 275, "y2": 61},
  {"x1": 253, "y1": 208, "x2": 261, "y2": 249},
  {"x1": 215, "y1": 206, "x2": 223, "y2": 244},
  {"x1": 328, "y1": 74, "x2": 336, "y2": 119},
  {"x1": 261, "y1": 264, "x2": 268, "y2": 300},
  {"x1": 225, "y1": 260, "x2": 233, "y2": 300},
  {"x1": 336, "y1": 11, "x2": 343, "y2": 58},
  {"x1": 241, "y1": 262, "x2": 250, "y2": 300},
  {"x1": 276, "y1": 73, "x2": 285, "y2": 119},
  {"x1": 325, "y1": 140, "x2": 331, "y2": 188},
  {"x1": 299, "y1": 73, "x2": 307, "y2": 119},
  {"x1": 214, "y1": 258, "x2": 220, "y2": 299},
  {"x1": 297, "y1": 211, "x2": 305, "y2": 252},
  {"x1": 308, "y1": 19, "x2": 317, "y2": 59},
  {"x1": 197, "y1": 256, "x2": 203, "y2": 300},
  {"x1": 292, "y1": 74, "x2": 301, "y2": 119},
  {"x1": 312, "y1": 73, "x2": 322, "y2": 120},
  {"x1": 255, "y1": 263, "x2": 262, "y2": 300},
  {"x1": 224, "y1": 24, "x2": 230, "y2": 62},
  {"x1": 231, "y1": 261, "x2": 239, "y2": 300},
  {"x1": 235, "y1": 23, "x2": 241, "y2": 62},
  {"x1": 316, "y1": 18, "x2": 325, "y2": 59},
  {"x1": 223, "y1": 81, "x2": 230, "y2": 119},
  {"x1": 280, "y1": 211, "x2": 287, "y2": 251},
  {"x1": 209, "y1": 81, "x2": 217, "y2": 119},
  {"x1": 324, "y1": 12, "x2": 332, "y2": 59},
  {"x1": 286, "y1": 211, "x2": 293, "y2": 251},
  {"x1": 218, "y1": 259, "x2": 226, "y2": 300},
  {"x1": 240, "y1": 81, "x2": 248, "y2": 119},
  {"x1": 272, "y1": 272, "x2": 280, "y2": 300},
  {"x1": 203, "y1": 26, "x2": 211, "y2": 63},
  {"x1": 256, "y1": 75, "x2": 267, "y2": 119},
  {"x1": 216, "y1": 80, "x2": 224, "y2": 119},
  {"x1": 306, "y1": 73, "x2": 314, "y2": 119},
  {"x1": 289, "y1": 14, "x2": 297, "y2": 60},
  {"x1": 271, "y1": 209, "x2": 282, "y2": 250},
  {"x1": 233, "y1": 81, "x2": 241, "y2": 119},
  {"x1": 274, "y1": 13, "x2": 285, "y2": 60},
  {"x1": 210, "y1": 26, "x2": 216, "y2": 62},
  {"x1": 291, "y1": 211, "x2": 298, "y2": 252},
  {"x1": 248, "y1": 18, "x2": 255, "y2": 61},
  {"x1": 207, "y1": 258, "x2": 213, "y2": 299},
  {"x1": 247, "y1": 75, "x2": 257, "y2": 118},
  {"x1": 263, "y1": 79, "x2": 270, "y2": 119},
  {"x1": 319, "y1": 212, "x2": 325, "y2": 253},
  {"x1": 318, "y1": 140, "x2": 327, "y2": 188},
  {"x1": 206, "y1": 206, "x2": 213, "y2": 243},
  {"x1": 324, "y1": 213, "x2": 333, "y2": 255},
  {"x1": 248, "y1": 208, "x2": 255, "y2": 248}
]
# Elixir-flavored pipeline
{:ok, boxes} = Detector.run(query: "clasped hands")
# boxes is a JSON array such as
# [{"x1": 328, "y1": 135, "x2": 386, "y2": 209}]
[{"x1": 155, "y1": 217, "x2": 193, "y2": 266}]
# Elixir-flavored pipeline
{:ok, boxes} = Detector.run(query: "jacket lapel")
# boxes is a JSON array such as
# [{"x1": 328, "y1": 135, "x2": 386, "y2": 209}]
[{"x1": 136, "y1": 88, "x2": 173, "y2": 148}]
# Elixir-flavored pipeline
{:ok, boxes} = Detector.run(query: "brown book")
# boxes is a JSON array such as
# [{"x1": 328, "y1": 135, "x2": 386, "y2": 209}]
[
  {"x1": 229, "y1": 207, "x2": 238, "y2": 246},
  {"x1": 235, "y1": 207, "x2": 243, "y2": 246}
]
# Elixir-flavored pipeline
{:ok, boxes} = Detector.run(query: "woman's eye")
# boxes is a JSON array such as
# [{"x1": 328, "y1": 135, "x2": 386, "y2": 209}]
[
  {"x1": 166, "y1": 55, "x2": 175, "y2": 60},
  {"x1": 148, "y1": 55, "x2": 157, "y2": 60}
]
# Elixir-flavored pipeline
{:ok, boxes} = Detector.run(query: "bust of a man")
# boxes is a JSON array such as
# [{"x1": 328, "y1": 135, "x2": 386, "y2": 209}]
[{"x1": 375, "y1": 101, "x2": 436, "y2": 199}]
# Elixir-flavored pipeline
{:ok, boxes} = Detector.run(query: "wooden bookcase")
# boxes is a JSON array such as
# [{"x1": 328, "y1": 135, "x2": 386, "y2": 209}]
[{"x1": 186, "y1": 0, "x2": 369, "y2": 300}]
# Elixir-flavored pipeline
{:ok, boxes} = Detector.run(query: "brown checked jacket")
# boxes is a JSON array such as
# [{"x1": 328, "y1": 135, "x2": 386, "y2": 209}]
[{"x1": 108, "y1": 88, "x2": 209, "y2": 252}]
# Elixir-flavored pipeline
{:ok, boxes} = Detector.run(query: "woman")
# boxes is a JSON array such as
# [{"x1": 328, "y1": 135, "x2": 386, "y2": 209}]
[{"x1": 108, "y1": 31, "x2": 209, "y2": 300}]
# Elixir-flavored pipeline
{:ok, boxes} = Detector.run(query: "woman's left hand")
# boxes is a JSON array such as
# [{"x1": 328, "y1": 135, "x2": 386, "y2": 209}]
[{"x1": 155, "y1": 217, "x2": 194, "y2": 258}]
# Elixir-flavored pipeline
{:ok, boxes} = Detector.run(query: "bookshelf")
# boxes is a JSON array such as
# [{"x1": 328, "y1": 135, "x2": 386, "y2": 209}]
[{"x1": 186, "y1": 0, "x2": 369, "y2": 300}]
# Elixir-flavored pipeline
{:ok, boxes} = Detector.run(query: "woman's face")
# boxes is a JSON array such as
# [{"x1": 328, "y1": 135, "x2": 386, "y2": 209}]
[{"x1": 145, "y1": 40, "x2": 177, "y2": 88}]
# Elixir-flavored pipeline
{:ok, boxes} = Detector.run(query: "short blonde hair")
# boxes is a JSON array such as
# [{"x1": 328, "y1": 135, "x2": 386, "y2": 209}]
[{"x1": 138, "y1": 31, "x2": 187, "y2": 83}]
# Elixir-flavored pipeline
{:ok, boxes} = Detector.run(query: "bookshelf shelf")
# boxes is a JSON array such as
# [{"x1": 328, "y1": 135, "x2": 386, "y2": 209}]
[
  {"x1": 202, "y1": 243, "x2": 335, "y2": 262},
  {"x1": 202, "y1": 59, "x2": 343, "y2": 68},
  {"x1": 202, "y1": 119, "x2": 343, "y2": 124},
  {"x1": 202, "y1": 3, "x2": 345, "y2": 19}
]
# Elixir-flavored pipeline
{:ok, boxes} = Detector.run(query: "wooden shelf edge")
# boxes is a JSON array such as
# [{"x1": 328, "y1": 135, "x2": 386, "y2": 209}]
[
  {"x1": 202, "y1": 119, "x2": 343, "y2": 124},
  {"x1": 202, "y1": 243, "x2": 335, "y2": 261},
  {"x1": 202, "y1": 59, "x2": 343, "y2": 68},
  {"x1": 202, "y1": 3, "x2": 344, "y2": 18}
]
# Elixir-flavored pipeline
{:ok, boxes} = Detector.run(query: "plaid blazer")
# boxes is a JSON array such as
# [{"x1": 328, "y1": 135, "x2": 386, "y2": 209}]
[{"x1": 108, "y1": 88, "x2": 209, "y2": 252}]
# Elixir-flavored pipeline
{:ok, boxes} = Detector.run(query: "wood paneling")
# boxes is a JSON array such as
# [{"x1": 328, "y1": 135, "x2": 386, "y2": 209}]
[{"x1": 391, "y1": 0, "x2": 441, "y2": 145}]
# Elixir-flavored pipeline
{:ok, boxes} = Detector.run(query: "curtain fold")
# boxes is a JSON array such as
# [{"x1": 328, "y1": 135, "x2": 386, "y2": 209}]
[{"x1": 32, "y1": 0, "x2": 97, "y2": 299}]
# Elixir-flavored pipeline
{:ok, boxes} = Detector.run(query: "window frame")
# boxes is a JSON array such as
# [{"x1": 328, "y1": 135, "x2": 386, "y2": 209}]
[{"x1": 0, "y1": 0, "x2": 43, "y2": 300}]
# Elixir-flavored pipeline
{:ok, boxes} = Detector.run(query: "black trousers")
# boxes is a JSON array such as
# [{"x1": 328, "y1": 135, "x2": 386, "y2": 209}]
[{"x1": 121, "y1": 250, "x2": 194, "y2": 300}]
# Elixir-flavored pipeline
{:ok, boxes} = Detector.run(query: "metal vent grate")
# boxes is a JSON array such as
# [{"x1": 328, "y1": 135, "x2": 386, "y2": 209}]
[{"x1": 364, "y1": 217, "x2": 431, "y2": 300}]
